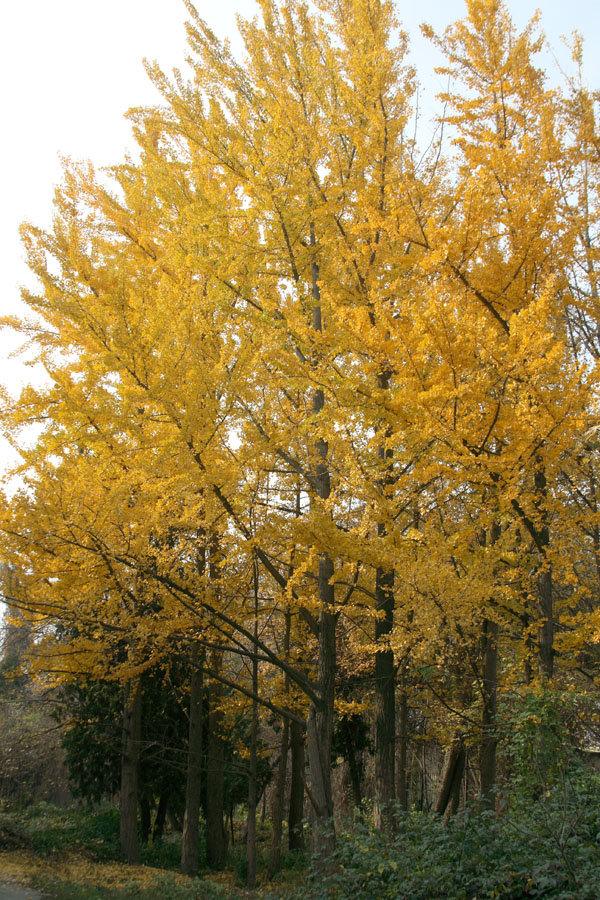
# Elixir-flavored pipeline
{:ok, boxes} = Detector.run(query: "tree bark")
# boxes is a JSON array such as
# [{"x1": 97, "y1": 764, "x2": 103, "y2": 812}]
[
  {"x1": 139, "y1": 791, "x2": 151, "y2": 845},
  {"x1": 479, "y1": 618, "x2": 498, "y2": 808},
  {"x1": 433, "y1": 737, "x2": 466, "y2": 819},
  {"x1": 419, "y1": 743, "x2": 426, "y2": 811},
  {"x1": 269, "y1": 604, "x2": 292, "y2": 877},
  {"x1": 397, "y1": 671, "x2": 409, "y2": 811},
  {"x1": 307, "y1": 577, "x2": 336, "y2": 863},
  {"x1": 288, "y1": 719, "x2": 305, "y2": 851},
  {"x1": 268, "y1": 719, "x2": 289, "y2": 877},
  {"x1": 246, "y1": 703, "x2": 258, "y2": 887},
  {"x1": 246, "y1": 556, "x2": 260, "y2": 889},
  {"x1": 535, "y1": 466, "x2": 554, "y2": 679},
  {"x1": 306, "y1": 224, "x2": 336, "y2": 864},
  {"x1": 344, "y1": 723, "x2": 363, "y2": 810},
  {"x1": 374, "y1": 369, "x2": 396, "y2": 832},
  {"x1": 374, "y1": 562, "x2": 395, "y2": 831},
  {"x1": 478, "y1": 521, "x2": 500, "y2": 807},
  {"x1": 153, "y1": 791, "x2": 169, "y2": 842},
  {"x1": 120, "y1": 680, "x2": 142, "y2": 863},
  {"x1": 181, "y1": 647, "x2": 204, "y2": 875},
  {"x1": 206, "y1": 668, "x2": 227, "y2": 869}
]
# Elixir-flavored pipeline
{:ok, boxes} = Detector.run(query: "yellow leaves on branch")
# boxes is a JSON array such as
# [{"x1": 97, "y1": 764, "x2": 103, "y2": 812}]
[{"x1": 1, "y1": 0, "x2": 600, "y2": 714}]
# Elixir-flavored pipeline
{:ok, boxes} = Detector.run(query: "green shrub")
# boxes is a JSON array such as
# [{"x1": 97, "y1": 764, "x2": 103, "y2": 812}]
[{"x1": 280, "y1": 798, "x2": 600, "y2": 900}]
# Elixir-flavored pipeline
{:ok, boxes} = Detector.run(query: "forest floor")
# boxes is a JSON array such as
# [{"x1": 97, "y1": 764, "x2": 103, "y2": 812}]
[
  {"x1": 0, "y1": 806, "x2": 300, "y2": 900},
  {"x1": 0, "y1": 850, "x2": 255, "y2": 900}
]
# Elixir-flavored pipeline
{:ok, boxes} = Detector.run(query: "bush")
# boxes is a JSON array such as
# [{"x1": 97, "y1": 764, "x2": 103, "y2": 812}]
[{"x1": 280, "y1": 795, "x2": 600, "y2": 900}]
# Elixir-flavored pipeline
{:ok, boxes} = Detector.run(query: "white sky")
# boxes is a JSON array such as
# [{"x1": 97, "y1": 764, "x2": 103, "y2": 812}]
[{"x1": 0, "y1": 0, "x2": 599, "y2": 477}]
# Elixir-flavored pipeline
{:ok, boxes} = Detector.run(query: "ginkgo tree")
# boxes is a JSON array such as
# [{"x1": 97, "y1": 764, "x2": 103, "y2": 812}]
[{"x1": 2, "y1": 0, "x2": 600, "y2": 872}]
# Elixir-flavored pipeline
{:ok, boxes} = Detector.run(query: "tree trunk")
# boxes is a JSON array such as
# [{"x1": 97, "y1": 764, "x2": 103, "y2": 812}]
[
  {"x1": 479, "y1": 618, "x2": 498, "y2": 808},
  {"x1": 538, "y1": 565, "x2": 553, "y2": 678},
  {"x1": 246, "y1": 555, "x2": 260, "y2": 889},
  {"x1": 206, "y1": 670, "x2": 227, "y2": 869},
  {"x1": 535, "y1": 466, "x2": 554, "y2": 679},
  {"x1": 246, "y1": 702, "x2": 258, "y2": 888},
  {"x1": 269, "y1": 605, "x2": 291, "y2": 877},
  {"x1": 306, "y1": 225, "x2": 336, "y2": 864},
  {"x1": 522, "y1": 608, "x2": 533, "y2": 685},
  {"x1": 397, "y1": 672, "x2": 409, "y2": 811},
  {"x1": 268, "y1": 718, "x2": 289, "y2": 877},
  {"x1": 478, "y1": 522, "x2": 500, "y2": 807},
  {"x1": 373, "y1": 368, "x2": 396, "y2": 832},
  {"x1": 433, "y1": 737, "x2": 466, "y2": 819},
  {"x1": 345, "y1": 725, "x2": 363, "y2": 810},
  {"x1": 120, "y1": 680, "x2": 142, "y2": 863},
  {"x1": 288, "y1": 719, "x2": 305, "y2": 851},
  {"x1": 140, "y1": 792, "x2": 151, "y2": 844},
  {"x1": 419, "y1": 743, "x2": 425, "y2": 811},
  {"x1": 153, "y1": 791, "x2": 169, "y2": 842},
  {"x1": 374, "y1": 561, "x2": 395, "y2": 831},
  {"x1": 307, "y1": 583, "x2": 336, "y2": 864},
  {"x1": 181, "y1": 648, "x2": 204, "y2": 875}
]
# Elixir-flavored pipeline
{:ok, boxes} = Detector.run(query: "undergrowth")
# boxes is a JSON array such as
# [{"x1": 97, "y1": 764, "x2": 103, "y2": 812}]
[{"x1": 276, "y1": 801, "x2": 600, "y2": 900}]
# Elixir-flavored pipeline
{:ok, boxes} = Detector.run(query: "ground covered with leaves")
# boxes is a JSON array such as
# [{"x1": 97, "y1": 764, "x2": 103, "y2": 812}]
[{"x1": 0, "y1": 805, "x2": 253, "y2": 900}]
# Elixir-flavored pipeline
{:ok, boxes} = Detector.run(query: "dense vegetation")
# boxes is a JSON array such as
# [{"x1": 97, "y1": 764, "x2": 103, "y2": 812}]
[{"x1": 2, "y1": 0, "x2": 600, "y2": 896}]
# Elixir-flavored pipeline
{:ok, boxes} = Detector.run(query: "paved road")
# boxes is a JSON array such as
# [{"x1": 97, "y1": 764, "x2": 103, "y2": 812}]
[{"x1": 0, "y1": 882, "x2": 45, "y2": 899}]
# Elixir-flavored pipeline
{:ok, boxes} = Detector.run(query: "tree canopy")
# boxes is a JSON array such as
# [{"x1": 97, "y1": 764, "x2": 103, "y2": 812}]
[{"x1": 2, "y1": 0, "x2": 600, "y2": 869}]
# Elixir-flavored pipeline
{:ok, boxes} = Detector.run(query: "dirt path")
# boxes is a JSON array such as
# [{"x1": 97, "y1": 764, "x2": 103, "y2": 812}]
[{"x1": 0, "y1": 881, "x2": 45, "y2": 899}]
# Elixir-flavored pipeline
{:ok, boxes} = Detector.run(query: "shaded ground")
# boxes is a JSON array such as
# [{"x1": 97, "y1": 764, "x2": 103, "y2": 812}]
[{"x1": 0, "y1": 851, "x2": 246, "y2": 900}]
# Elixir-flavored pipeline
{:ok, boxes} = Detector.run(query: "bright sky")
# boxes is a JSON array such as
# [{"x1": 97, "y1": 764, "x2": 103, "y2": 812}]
[{"x1": 0, "y1": 0, "x2": 599, "y2": 477}]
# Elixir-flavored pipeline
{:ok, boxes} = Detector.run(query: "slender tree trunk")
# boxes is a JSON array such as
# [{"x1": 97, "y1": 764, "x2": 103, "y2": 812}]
[
  {"x1": 246, "y1": 555, "x2": 260, "y2": 889},
  {"x1": 479, "y1": 618, "x2": 498, "y2": 807},
  {"x1": 139, "y1": 791, "x2": 151, "y2": 845},
  {"x1": 522, "y1": 608, "x2": 534, "y2": 685},
  {"x1": 269, "y1": 607, "x2": 291, "y2": 877},
  {"x1": 306, "y1": 224, "x2": 336, "y2": 864},
  {"x1": 288, "y1": 719, "x2": 305, "y2": 851},
  {"x1": 246, "y1": 703, "x2": 258, "y2": 887},
  {"x1": 478, "y1": 522, "x2": 500, "y2": 807},
  {"x1": 419, "y1": 744, "x2": 425, "y2": 811},
  {"x1": 307, "y1": 584, "x2": 336, "y2": 863},
  {"x1": 268, "y1": 719, "x2": 289, "y2": 877},
  {"x1": 374, "y1": 561, "x2": 395, "y2": 830},
  {"x1": 374, "y1": 369, "x2": 396, "y2": 832},
  {"x1": 397, "y1": 671, "x2": 409, "y2": 811},
  {"x1": 153, "y1": 791, "x2": 169, "y2": 842},
  {"x1": 538, "y1": 565, "x2": 553, "y2": 678},
  {"x1": 344, "y1": 726, "x2": 363, "y2": 810},
  {"x1": 181, "y1": 647, "x2": 204, "y2": 875},
  {"x1": 120, "y1": 680, "x2": 142, "y2": 863},
  {"x1": 433, "y1": 737, "x2": 466, "y2": 819},
  {"x1": 206, "y1": 665, "x2": 227, "y2": 869},
  {"x1": 409, "y1": 747, "x2": 420, "y2": 810},
  {"x1": 535, "y1": 465, "x2": 554, "y2": 679}
]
